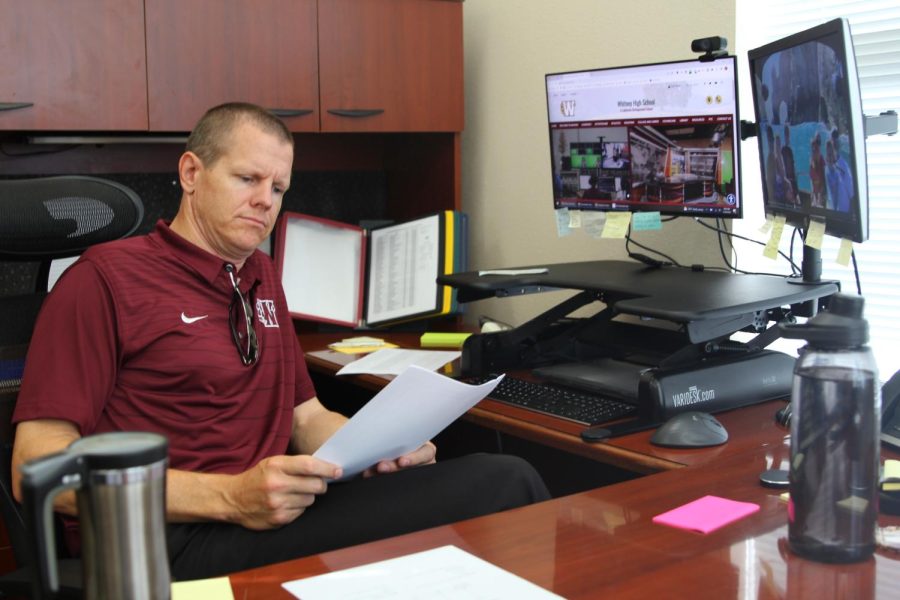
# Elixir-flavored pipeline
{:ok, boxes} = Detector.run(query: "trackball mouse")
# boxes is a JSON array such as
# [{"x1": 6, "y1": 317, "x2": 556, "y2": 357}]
[{"x1": 649, "y1": 411, "x2": 729, "y2": 448}]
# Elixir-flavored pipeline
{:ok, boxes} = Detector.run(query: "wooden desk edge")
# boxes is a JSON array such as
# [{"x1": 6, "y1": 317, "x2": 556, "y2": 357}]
[{"x1": 464, "y1": 406, "x2": 678, "y2": 474}]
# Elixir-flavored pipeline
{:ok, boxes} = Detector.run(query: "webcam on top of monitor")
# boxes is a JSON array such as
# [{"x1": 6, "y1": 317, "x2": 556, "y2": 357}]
[{"x1": 692, "y1": 36, "x2": 728, "y2": 62}]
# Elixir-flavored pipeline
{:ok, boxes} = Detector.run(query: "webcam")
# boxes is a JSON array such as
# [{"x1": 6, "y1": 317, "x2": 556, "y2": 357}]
[{"x1": 692, "y1": 36, "x2": 728, "y2": 62}]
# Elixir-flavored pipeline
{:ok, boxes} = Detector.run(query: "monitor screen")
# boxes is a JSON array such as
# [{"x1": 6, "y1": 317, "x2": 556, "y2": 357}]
[
  {"x1": 748, "y1": 18, "x2": 868, "y2": 243},
  {"x1": 545, "y1": 57, "x2": 742, "y2": 217}
]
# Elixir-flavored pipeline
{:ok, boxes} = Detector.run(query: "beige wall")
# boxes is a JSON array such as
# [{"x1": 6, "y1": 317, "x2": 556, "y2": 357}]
[{"x1": 461, "y1": 1, "x2": 736, "y2": 327}]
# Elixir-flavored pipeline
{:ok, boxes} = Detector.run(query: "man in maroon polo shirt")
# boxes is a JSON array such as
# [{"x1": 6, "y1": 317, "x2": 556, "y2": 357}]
[{"x1": 10, "y1": 103, "x2": 549, "y2": 579}]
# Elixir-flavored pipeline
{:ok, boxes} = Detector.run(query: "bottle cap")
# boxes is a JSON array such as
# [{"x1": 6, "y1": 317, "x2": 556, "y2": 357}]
[{"x1": 780, "y1": 293, "x2": 869, "y2": 348}]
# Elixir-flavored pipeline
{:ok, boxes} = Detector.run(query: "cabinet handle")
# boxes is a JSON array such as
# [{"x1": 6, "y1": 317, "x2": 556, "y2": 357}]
[
  {"x1": 327, "y1": 109, "x2": 385, "y2": 118},
  {"x1": 0, "y1": 102, "x2": 33, "y2": 112},
  {"x1": 268, "y1": 108, "x2": 314, "y2": 118}
]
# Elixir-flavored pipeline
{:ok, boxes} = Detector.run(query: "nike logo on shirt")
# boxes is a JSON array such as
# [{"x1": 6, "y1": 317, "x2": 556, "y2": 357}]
[{"x1": 181, "y1": 312, "x2": 209, "y2": 324}]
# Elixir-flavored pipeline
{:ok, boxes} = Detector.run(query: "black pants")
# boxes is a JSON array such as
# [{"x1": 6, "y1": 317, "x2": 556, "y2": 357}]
[{"x1": 167, "y1": 453, "x2": 549, "y2": 580}]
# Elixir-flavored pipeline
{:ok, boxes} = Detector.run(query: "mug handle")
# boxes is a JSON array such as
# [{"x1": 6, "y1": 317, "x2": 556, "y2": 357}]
[{"x1": 20, "y1": 451, "x2": 85, "y2": 600}]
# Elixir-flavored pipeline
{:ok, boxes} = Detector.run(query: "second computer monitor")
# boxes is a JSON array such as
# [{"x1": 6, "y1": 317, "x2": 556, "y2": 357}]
[
  {"x1": 747, "y1": 18, "x2": 868, "y2": 243},
  {"x1": 545, "y1": 56, "x2": 742, "y2": 218}
]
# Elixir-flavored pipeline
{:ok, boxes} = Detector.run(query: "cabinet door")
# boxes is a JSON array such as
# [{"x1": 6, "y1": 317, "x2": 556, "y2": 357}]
[
  {"x1": 319, "y1": 0, "x2": 463, "y2": 132},
  {"x1": 0, "y1": 0, "x2": 148, "y2": 131},
  {"x1": 145, "y1": 0, "x2": 319, "y2": 132}
]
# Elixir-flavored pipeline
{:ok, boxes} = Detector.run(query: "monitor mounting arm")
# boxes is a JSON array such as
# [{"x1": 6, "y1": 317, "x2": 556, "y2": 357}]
[{"x1": 864, "y1": 110, "x2": 898, "y2": 137}]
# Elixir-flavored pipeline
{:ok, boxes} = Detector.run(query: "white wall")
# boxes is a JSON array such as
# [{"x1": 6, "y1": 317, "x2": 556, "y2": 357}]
[{"x1": 461, "y1": 1, "x2": 737, "y2": 326}]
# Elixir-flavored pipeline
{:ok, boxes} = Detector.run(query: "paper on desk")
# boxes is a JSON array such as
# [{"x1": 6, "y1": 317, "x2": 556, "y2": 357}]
[
  {"x1": 315, "y1": 366, "x2": 502, "y2": 480},
  {"x1": 282, "y1": 545, "x2": 563, "y2": 600},
  {"x1": 336, "y1": 348, "x2": 460, "y2": 375}
]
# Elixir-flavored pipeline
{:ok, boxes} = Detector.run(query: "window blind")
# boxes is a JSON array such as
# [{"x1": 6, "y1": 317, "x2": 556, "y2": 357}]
[{"x1": 734, "y1": 0, "x2": 900, "y2": 380}]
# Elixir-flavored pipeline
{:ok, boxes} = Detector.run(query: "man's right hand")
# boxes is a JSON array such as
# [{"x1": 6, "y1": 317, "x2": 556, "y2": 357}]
[
  {"x1": 165, "y1": 454, "x2": 340, "y2": 529},
  {"x1": 222, "y1": 454, "x2": 342, "y2": 530}
]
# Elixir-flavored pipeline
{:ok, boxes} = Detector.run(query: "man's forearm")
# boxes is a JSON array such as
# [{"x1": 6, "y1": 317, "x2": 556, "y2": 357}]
[
  {"x1": 290, "y1": 398, "x2": 348, "y2": 455},
  {"x1": 165, "y1": 468, "x2": 244, "y2": 523},
  {"x1": 165, "y1": 453, "x2": 338, "y2": 530}
]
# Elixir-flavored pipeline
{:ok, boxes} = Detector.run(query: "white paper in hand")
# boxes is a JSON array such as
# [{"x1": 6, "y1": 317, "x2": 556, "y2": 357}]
[{"x1": 314, "y1": 366, "x2": 503, "y2": 480}]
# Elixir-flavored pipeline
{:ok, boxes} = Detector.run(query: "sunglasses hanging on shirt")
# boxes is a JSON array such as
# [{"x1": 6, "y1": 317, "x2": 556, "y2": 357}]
[{"x1": 225, "y1": 264, "x2": 260, "y2": 366}]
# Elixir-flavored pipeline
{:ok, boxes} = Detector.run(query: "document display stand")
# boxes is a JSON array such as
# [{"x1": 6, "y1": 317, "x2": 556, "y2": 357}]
[{"x1": 439, "y1": 261, "x2": 839, "y2": 421}]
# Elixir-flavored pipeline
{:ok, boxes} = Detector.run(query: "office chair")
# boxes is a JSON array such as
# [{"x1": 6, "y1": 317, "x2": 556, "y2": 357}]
[{"x1": 0, "y1": 175, "x2": 144, "y2": 598}]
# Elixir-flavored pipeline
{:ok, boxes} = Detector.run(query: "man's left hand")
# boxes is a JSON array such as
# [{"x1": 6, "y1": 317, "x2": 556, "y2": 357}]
[{"x1": 365, "y1": 441, "x2": 437, "y2": 477}]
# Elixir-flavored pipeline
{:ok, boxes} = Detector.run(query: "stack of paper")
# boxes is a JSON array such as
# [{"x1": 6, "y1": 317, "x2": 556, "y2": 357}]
[{"x1": 328, "y1": 336, "x2": 398, "y2": 354}]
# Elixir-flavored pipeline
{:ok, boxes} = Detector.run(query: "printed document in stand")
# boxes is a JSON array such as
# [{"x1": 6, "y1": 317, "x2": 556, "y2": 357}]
[
  {"x1": 314, "y1": 366, "x2": 502, "y2": 480},
  {"x1": 282, "y1": 545, "x2": 563, "y2": 599},
  {"x1": 366, "y1": 215, "x2": 442, "y2": 325}
]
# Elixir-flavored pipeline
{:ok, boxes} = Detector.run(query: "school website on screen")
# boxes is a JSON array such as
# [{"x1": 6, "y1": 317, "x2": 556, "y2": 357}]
[{"x1": 546, "y1": 59, "x2": 740, "y2": 215}]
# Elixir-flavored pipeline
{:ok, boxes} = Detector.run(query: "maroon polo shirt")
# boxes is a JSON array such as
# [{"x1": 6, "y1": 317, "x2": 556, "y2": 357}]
[{"x1": 14, "y1": 221, "x2": 316, "y2": 475}]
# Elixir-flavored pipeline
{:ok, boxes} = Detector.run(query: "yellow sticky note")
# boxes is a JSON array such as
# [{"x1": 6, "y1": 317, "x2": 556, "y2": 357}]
[
  {"x1": 601, "y1": 212, "x2": 631, "y2": 238},
  {"x1": 763, "y1": 215, "x2": 786, "y2": 260},
  {"x1": 172, "y1": 577, "x2": 234, "y2": 600},
  {"x1": 837, "y1": 238, "x2": 853, "y2": 266},
  {"x1": 883, "y1": 460, "x2": 900, "y2": 492},
  {"x1": 568, "y1": 209, "x2": 583, "y2": 228},
  {"x1": 805, "y1": 219, "x2": 825, "y2": 250},
  {"x1": 759, "y1": 214, "x2": 774, "y2": 235}
]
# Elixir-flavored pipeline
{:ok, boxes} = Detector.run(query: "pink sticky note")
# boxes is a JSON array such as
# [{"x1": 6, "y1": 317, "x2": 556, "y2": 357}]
[{"x1": 652, "y1": 495, "x2": 760, "y2": 534}]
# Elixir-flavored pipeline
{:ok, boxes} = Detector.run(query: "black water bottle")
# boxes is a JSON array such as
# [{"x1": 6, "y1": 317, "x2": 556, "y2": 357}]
[{"x1": 780, "y1": 294, "x2": 880, "y2": 562}]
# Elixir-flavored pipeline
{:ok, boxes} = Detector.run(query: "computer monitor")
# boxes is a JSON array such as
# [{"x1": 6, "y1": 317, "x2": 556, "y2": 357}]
[
  {"x1": 747, "y1": 18, "x2": 868, "y2": 243},
  {"x1": 546, "y1": 57, "x2": 742, "y2": 217}
]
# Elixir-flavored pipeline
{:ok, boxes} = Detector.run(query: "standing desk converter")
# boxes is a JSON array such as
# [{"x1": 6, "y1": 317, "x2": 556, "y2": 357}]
[{"x1": 439, "y1": 260, "x2": 838, "y2": 422}]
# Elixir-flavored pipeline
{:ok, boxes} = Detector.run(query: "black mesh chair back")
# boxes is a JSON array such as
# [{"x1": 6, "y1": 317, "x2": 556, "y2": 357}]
[
  {"x1": 0, "y1": 175, "x2": 144, "y2": 598},
  {"x1": 0, "y1": 176, "x2": 144, "y2": 292}
]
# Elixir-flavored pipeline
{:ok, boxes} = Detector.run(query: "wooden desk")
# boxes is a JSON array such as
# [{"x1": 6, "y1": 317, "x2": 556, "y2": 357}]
[
  {"x1": 228, "y1": 438, "x2": 900, "y2": 599},
  {"x1": 220, "y1": 332, "x2": 900, "y2": 598}
]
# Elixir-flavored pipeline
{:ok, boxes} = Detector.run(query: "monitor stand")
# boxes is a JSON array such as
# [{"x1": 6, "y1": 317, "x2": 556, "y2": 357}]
[
  {"x1": 443, "y1": 260, "x2": 838, "y2": 423},
  {"x1": 785, "y1": 242, "x2": 836, "y2": 318}
]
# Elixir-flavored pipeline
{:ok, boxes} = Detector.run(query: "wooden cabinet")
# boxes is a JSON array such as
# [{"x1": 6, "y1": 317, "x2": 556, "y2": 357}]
[
  {"x1": 0, "y1": 1, "x2": 463, "y2": 238},
  {"x1": 145, "y1": 0, "x2": 320, "y2": 132},
  {"x1": 318, "y1": 0, "x2": 464, "y2": 132},
  {"x1": 0, "y1": 0, "x2": 148, "y2": 130},
  {"x1": 147, "y1": 0, "x2": 462, "y2": 133},
  {"x1": 1, "y1": 0, "x2": 463, "y2": 133}
]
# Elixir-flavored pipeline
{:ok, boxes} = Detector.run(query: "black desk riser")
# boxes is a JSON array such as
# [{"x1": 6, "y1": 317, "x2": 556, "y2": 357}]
[{"x1": 440, "y1": 260, "x2": 839, "y2": 425}]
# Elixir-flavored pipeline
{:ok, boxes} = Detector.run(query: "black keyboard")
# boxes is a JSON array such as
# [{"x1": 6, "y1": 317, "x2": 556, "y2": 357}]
[{"x1": 472, "y1": 375, "x2": 637, "y2": 425}]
